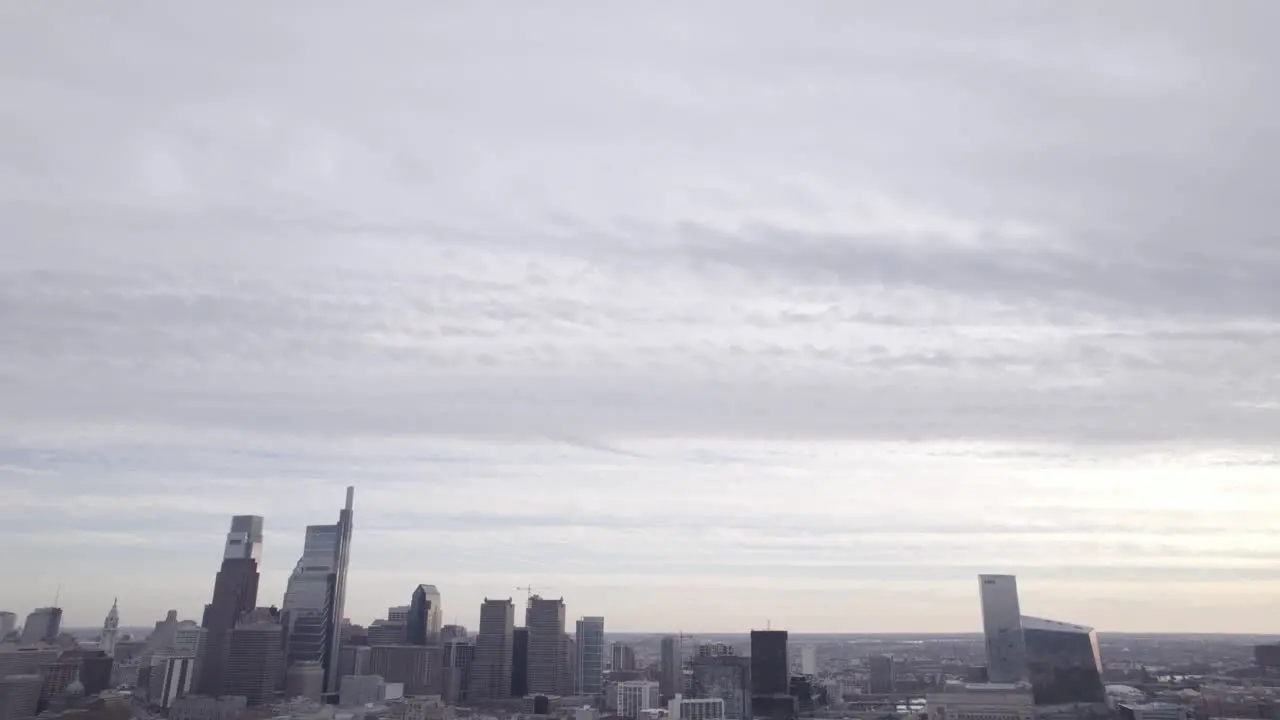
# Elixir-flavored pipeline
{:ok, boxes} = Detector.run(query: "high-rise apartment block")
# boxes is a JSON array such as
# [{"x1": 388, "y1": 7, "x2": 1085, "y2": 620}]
[
  {"x1": 468, "y1": 598, "x2": 515, "y2": 701},
  {"x1": 979, "y1": 575, "x2": 1027, "y2": 684},
  {"x1": 198, "y1": 515, "x2": 263, "y2": 696},
  {"x1": 575, "y1": 617, "x2": 604, "y2": 697}
]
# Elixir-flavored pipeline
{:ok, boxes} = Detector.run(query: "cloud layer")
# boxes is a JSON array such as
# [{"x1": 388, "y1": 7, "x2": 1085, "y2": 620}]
[{"x1": 2, "y1": 0, "x2": 1280, "y2": 632}]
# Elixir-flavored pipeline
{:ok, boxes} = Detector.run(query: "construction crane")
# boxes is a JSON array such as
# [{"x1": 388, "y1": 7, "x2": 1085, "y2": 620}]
[{"x1": 516, "y1": 585, "x2": 537, "y2": 603}]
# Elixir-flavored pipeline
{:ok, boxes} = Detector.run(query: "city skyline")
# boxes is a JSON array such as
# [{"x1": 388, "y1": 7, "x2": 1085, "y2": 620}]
[{"x1": 6, "y1": 1, "x2": 1280, "y2": 637}]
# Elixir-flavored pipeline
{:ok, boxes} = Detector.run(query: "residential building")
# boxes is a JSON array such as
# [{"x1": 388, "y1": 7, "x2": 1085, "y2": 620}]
[
  {"x1": 979, "y1": 575, "x2": 1028, "y2": 684},
  {"x1": 407, "y1": 585, "x2": 443, "y2": 645},
  {"x1": 197, "y1": 515, "x2": 263, "y2": 696},
  {"x1": 525, "y1": 596, "x2": 567, "y2": 695},
  {"x1": 575, "y1": 617, "x2": 605, "y2": 697},
  {"x1": 467, "y1": 598, "x2": 515, "y2": 701},
  {"x1": 616, "y1": 680, "x2": 660, "y2": 719}
]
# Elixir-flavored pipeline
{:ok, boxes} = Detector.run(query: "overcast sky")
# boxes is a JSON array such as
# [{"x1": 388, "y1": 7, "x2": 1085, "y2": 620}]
[{"x1": 4, "y1": 1, "x2": 1280, "y2": 634}]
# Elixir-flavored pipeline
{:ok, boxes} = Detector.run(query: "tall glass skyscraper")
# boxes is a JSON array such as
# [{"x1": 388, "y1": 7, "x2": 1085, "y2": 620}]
[
  {"x1": 979, "y1": 574, "x2": 1028, "y2": 683},
  {"x1": 1021, "y1": 616, "x2": 1105, "y2": 705},
  {"x1": 574, "y1": 616, "x2": 604, "y2": 697},
  {"x1": 281, "y1": 487, "x2": 354, "y2": 697},
  {"x1": 407, "y1": 585, "x2": 442, "y2": 645}
]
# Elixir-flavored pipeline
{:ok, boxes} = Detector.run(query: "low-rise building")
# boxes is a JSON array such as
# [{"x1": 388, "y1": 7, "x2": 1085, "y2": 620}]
[{"x1": 926, "y1": 682, "x2": 1036, "y2": 720}]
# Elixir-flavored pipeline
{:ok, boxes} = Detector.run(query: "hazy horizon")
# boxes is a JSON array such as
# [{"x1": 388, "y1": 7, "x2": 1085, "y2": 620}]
[{"x1": 4, "y1": 1, "x2": 1280, "y2": 634}]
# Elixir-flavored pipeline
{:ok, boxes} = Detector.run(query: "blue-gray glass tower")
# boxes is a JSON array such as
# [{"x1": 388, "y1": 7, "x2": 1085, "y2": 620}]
[
  {"x1": 281, "y1": 487, "x2": 354, "y2": 697},
  {"x1": 407, "y1": 585, "x2": 442, "y2": 645},
  {"x1": 1020, "y1": 616, "x2": 1104, "y2": 705}
]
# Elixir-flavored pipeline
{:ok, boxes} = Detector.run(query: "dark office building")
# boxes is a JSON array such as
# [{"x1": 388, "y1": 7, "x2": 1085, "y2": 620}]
[
  {"x1": 511, "y1": 627, "x2": 529, "y2": 698},
  {"x1": 1021, "y1": 616, "x2": 1105, "y2": 706},
  {"x1": 1257, "y1": 643, "x2": 1280, "y2": 669},
  {"x1": 789, "y1": 675, "x2": 815, "y2": 714},
  {"x1": 198, "y1": 516, "x2": 264, "y2": 697},
  {"x1": 868, "y1": 655, "x2": 895, "y2": 694},
  {"x1": 444, "y1": 640, "x2": 475, "y2": 704},
  {"x1": 751, "y1": 630, "x2": 789, "y2": 696},
  {"x1": 407, "y1": 585, "x2": 439, "y2": 646},
  {"x1": 63, "y1": 650, "x2": 113, "y2": 695}
]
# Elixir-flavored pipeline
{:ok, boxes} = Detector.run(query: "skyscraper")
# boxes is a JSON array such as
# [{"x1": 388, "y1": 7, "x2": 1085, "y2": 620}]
[
  {"x1": 468, "y1": 598, "x2": 515, "y2": 701},
  {"x1": 612, "y1": 642, "x2": 637, "y2": 672},
  {"x1": 100, "y1": 599, "x2": 119, "y2": 657},
  {"x1": 407, "y1": 585, "x2": 442, "y2": 646},
  {"x1": 511, "y1": 627, "x2": 529, "y2": 697},
  {"x1": 750, "y1": 630, "x2": 791, "y2": 719},
  {"x1": 19, "y1": 608, "x2": 62, "y2": 645},
  {"x1": 225, "y1": 608, "x2": 285, "y2": 707},
  {"x1": 1020, "y1": 616, "x2": 1105, "y2": 705},
  {"x1": 281, "y1": 488, "x2": 355, "y2": 697},
  {"x1": 326, "y1": 487, "x2": 355, "y2": 696},
  {"x1": 0, "y1": 612, "x2": 17, "y2": 641},
  {"x1": 574, "y1": 616, "x2": 604, "y2": 697},
  {"x1": 979, "y1": 574, "x2": 1028, "y2": 684},
  {"x1": 197, "y1": 515, "x2": 263, "y2": 696},
  {"x1": 660, "y1": 636, "x2": 680, "y2": 699},
  {"x1": 525, "y1": 597, "x2": 567, "y2": 695},
  {"x1": 868, "y1": 655, "x2": 895, "y2": 694}
]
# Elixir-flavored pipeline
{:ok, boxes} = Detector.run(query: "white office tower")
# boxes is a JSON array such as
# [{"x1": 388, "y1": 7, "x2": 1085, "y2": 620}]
[
  {"x1": 800, "y1": 646, "x2": 817, "y2": 676},
  {"x1": 100, "y1": 599, "x2": 120, "y2": 657},
  {"x1": 979, "y1": 575, "x2": 1028, "y2": 683},
  {"x1": 616, "y1": 681, "x2": 661, "y2": 719},
  {"x1": 670, "y1": 695, "x2": 726, "y2": 720}
]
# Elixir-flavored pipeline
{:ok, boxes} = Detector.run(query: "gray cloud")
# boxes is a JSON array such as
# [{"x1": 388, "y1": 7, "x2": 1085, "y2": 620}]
[{"x1": 3, "y1": 0, "x2": 1280, "y2": 631}]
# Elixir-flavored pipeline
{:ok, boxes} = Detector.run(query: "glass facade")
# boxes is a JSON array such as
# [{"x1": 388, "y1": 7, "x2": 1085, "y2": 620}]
[
  {"x1": 1020, "y1": 616, "x2": 1104, "y2": 706},
  {"x1": 575, "y1": 616, "x2": 605, "y2": 697},
  {"x1": 692, "y1": 655, "x2": 751, "y2": 720},
  {"x1": 980, "y1": 575, "x2": 1027, "y2": 684}
]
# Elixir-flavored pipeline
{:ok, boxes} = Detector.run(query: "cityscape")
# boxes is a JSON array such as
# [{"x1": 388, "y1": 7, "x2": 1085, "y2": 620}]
[
  {"x1": 5, "y1": 5, "x2": 1280, "y2": 720},
  {"x1": 3, "y1": 488, "x2": 1280, "y2": 720}
]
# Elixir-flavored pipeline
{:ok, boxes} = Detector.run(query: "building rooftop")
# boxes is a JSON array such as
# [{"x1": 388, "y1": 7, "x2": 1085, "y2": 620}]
[{"x1": 1019, "y1": 615, "x2": 1094, "y2": 634}]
